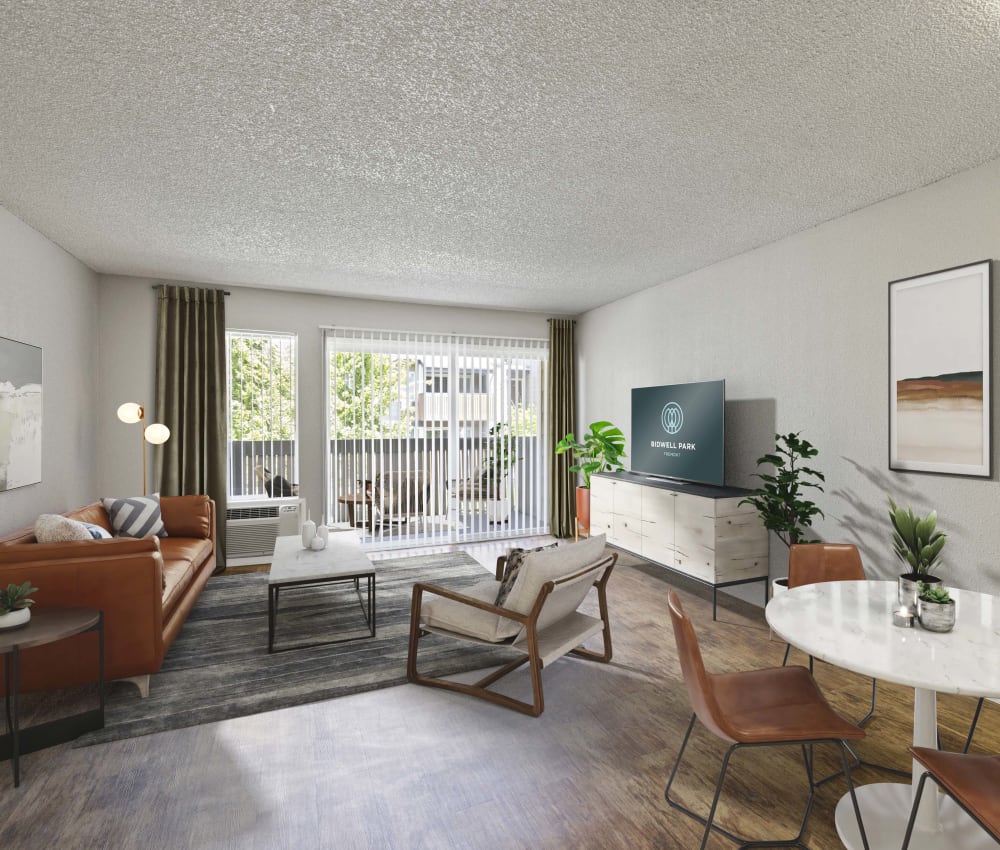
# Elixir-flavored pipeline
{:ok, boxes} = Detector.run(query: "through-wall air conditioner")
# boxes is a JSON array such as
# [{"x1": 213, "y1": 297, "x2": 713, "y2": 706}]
[{"x1": 225, "y1": 498, "x2": 305, "y2": 562}]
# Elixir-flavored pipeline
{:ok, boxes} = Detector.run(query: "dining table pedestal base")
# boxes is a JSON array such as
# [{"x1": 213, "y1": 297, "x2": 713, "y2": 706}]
[{"x1": 835, "y1": 782, "x2": 995, "y2": 849}]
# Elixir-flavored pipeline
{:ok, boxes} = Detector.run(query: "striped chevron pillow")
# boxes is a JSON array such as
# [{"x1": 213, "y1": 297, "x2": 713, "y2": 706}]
[{"x1": 101, "y1": 493, "x2": 168, "y2": 538}]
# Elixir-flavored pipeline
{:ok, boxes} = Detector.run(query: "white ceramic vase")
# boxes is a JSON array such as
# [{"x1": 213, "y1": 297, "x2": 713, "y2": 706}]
[{"x1": 0, "y1": 608, "x2": 31, "y2": 630}]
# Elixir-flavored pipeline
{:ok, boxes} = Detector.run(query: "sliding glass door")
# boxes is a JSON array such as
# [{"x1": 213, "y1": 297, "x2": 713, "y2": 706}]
[{"x1": 325, "y1": 328, "x2": 549, "y2": 547}]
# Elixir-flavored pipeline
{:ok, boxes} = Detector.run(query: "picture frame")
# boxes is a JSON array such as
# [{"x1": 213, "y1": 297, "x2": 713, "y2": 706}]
[
  {"x1": 0, "y1": 335, "x2": 43, "y2": 491},
  {"x1": 889, "y1": 260, "x2": 992, "y2": 477}
]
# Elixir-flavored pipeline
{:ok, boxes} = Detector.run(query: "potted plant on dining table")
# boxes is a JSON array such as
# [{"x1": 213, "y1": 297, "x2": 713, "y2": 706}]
[{"x1": 888, "y1": 497, "x2": 947, "y2": 611}]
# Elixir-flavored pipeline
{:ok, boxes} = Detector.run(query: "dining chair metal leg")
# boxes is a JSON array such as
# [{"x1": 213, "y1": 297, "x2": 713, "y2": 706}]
[
  {"x1": 963, "y1": 697, "x2": 986, "y2": 753},
  {"x1": 664, "y1": 715, "x2": 869, "y2": 849},
  {"x1": 900, "y1": 771, "x2": 932, "y2": 850}
]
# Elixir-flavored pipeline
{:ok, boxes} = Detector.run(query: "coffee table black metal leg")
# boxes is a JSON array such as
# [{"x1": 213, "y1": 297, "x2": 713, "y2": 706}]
[
  {"x1": 268, "y1": 586, "x2": 278, "y2": 653},
  {"x1": 3, "y1": 655, "x2": 11, "y2": 737},
  {"x1": 370, "y1": 575, "x2": 376, "y2": 637},
  {"x1": 11, "y1": 646, "x2": 19, "y2": 787}
]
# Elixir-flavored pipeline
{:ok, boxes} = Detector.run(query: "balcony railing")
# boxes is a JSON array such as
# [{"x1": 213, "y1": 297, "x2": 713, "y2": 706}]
[{"x1": 228, "y1": 436, "x2": 549, "y2": 545}]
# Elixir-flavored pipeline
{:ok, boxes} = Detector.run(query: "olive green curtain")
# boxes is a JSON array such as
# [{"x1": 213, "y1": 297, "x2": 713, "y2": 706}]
[
  {"x1": 153, "y1": 285, "x2": 227, "y2": 568},
  {"x1": 548, "y1": 318, "x2": 576, "y2": 537}
]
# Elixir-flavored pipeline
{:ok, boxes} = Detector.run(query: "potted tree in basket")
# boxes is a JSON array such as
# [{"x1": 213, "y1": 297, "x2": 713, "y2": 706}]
[
  {"x1": 0, "y1": 581, "x2": 38, "y2": 630},
  {"x1": 740, "y1": 432, "x2": 825, "y2": 598},
  {"x1": 555, "y1": 420, "x2": 627, "y2": 535},
  {"x1": 888, "y1": 497, "x2": 946, "y2": 611},
  {"x1": 480, "y1": 422, "x2": 520, "y2": 523}
]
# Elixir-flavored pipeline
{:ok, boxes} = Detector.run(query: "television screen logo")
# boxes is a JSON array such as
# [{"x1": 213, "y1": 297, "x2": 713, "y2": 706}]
[{"x1": 661, "y1": 402, "x2": 683, "y2": 435}]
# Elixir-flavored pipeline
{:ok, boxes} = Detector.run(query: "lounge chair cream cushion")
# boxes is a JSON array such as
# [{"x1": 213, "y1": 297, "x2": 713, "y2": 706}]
[
  {"x1": 420, "y1": 578, "x2": 522, "y2": 642},
  {"x1": 502, "y1": 534, "x2": 607, "y2": 616}
]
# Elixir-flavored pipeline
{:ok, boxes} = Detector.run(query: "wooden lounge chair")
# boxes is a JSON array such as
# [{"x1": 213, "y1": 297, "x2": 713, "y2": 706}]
[{"x1": 406, "y1": 534, "x2": 615, "y2": 716}]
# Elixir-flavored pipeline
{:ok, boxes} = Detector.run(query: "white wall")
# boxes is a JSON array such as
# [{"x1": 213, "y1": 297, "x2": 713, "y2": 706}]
[
  {"x1": 578, "y1": 156, "x2": 1000, "y2": 597},
  {"x1": 97, "y1": 278, "x2": 552, "y2": 520},
  {"x1": 0, "y1": 207, "x2": 100, "y2": 534}
]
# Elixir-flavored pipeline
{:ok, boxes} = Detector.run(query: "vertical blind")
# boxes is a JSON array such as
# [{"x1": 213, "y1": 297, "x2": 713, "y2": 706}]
[{"x1": 325, "y1": 327, "x2": 549, "y2": 547}]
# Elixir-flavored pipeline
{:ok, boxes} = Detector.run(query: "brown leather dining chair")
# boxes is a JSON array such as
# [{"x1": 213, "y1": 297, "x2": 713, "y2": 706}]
[
  {"x1": 784, "y1": 543, "x2": 878, "y2": 726},
  {"x1": 902, "y1": 746, "x2": 1000, "y2": 847},
  {"x1": 664, "y1": 590, "x2": 870, "y2": 850}
]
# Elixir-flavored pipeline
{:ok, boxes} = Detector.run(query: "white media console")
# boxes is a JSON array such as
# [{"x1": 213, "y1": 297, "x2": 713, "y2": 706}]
[{"x1": 590, "y1": 471, "x2": 769, "y2": 618}]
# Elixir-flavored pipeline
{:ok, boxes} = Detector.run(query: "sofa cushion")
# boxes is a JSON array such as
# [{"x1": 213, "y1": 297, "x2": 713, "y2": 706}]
[
  {"x1": 421, "y1": 578, "x2": 522, "y2": 642},
  {"x1": 495, "y1": 542, "x2": 558, "y2": 607},
  {"x1": 34, "y1": 514, "x2": 94, "y2": 543},
  {"x1": 102, "y1": 494, "x2": 168, "y2": 538},
  {"x1": 159, "y1": 495, "x2": 212, "y2": 539},
  {"x1": 161, "y1": 559, "x2": 195, "y2": 621},
  {"x1": 502, "y1": 534, "x2": 607, "y2": 616},
  {"x1": 159, "y1": 537, "x2": 213, "y2": 571},
  {"x1": 81, "y1": 522, "x2": 112, "y2": 539}
]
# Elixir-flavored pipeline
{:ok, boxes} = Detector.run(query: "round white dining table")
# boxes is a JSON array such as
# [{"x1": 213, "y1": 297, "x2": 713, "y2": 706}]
[{"x1": 766, "y1": 580, "x2": 1000, "y2": 850}]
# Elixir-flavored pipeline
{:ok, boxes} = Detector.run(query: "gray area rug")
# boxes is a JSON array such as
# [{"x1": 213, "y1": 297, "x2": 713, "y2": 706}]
[{"x1": 75, "y1": 551, "x2": 518, "y2": 746}]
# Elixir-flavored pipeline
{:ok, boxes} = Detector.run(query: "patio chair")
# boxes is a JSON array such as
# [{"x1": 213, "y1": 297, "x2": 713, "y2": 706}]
[
  {"x1": 373, "y1": 471, "x2": 430, "y2": 526},
  {"x1": 406, "y1": 534, "x2": 615, "y2": 716}
]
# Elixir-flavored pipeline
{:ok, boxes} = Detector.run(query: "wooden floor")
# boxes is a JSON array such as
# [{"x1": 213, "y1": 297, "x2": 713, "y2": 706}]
[{"x1": 1, "y1": 540, "x2": 997, "y2": 849}]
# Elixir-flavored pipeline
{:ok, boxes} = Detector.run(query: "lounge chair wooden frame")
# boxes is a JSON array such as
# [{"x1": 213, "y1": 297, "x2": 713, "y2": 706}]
[{"x1": 406, "y1": 551, "x2": 616, "y2": 716}]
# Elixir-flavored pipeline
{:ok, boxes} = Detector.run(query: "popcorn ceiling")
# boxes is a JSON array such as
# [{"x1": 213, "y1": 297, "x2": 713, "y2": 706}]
[{"x1": 1, "y1": 1, "x2": 999, "y2": 312}]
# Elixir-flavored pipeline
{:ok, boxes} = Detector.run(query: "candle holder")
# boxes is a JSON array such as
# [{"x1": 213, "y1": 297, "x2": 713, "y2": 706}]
[{"x1": 893, "y1": 606, "x2": 914, "y2": 628}]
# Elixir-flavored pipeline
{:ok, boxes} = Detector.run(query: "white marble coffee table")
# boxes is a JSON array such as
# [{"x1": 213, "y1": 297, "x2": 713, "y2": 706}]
[
  {"x1": 767, "y1": 580, "x2": 1000, "y2": 849},
  {"x1": 267, "y1": 533, "x2": 375, "y2": 653}
]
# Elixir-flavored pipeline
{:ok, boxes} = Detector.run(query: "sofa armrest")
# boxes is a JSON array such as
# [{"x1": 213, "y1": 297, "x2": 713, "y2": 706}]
[
  {"x1": 0, "y1": 538, "x2": 167, "y2": 688},
  {"x1": 160, "y1": 495, "x2": 214, "y2": 541},
  {"x1": 0, "y1": 536, "x2": 159, "y2": 565}
]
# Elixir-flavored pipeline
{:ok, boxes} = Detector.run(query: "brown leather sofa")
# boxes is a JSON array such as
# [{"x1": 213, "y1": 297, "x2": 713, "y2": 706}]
[{"x1": 0, "y1": 495, "x2": 216, "y2": 695}]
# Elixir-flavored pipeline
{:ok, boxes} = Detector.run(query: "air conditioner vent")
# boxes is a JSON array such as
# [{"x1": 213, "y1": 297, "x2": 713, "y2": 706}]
[
  {"x1": 225, "y1": 498, "x2": 304, "y2": 560},
  {"x1": 226, "y1": 505, "x2": 281, "y2": 521}
]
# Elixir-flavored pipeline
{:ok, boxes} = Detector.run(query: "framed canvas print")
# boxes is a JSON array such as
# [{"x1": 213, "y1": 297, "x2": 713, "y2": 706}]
[
  {"x1": 889, "y1": 260, "x2": 992, "y2": 477},
  {"x1": 0, "y1": 336, "x2": 43, "y2": 491}
]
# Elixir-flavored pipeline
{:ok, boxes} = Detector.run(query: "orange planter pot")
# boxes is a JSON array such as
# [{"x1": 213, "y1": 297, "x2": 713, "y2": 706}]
[{"x1": 576, "y1": 486, "x2": 591, "y2": 538}]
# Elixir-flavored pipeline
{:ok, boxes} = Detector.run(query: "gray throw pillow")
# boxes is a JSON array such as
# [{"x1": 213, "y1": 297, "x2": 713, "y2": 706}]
[
  {"x1": 101, "y1": 493, "x2": 168, "y2": 538},
  {"x1": 495, "y1": 542, "x2": 558, "y2": 607}
]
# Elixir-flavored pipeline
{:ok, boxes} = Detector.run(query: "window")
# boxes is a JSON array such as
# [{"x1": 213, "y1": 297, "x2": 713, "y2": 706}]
[
  {"x1": 227, "y1": 331, "x2": 298, "y2": 499},
  {"x1": 325, "y1": 328, "x2": 549, "y2": 545}
]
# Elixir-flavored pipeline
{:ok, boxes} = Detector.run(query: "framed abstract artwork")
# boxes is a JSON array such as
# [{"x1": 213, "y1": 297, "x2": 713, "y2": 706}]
[
  {"x1": 0, "y1": 336, "x2": 42, "y2": 491},
  {"x1": 889, "y1": 260, "x2": 992, "y2": 477}
]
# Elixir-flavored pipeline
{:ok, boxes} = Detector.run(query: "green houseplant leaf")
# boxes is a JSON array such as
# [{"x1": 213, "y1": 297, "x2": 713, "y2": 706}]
[
  {"x1": 740, "y1": 432, "x2": 825, "y2": 548},
  {"x1": 0, "y1": 581, "x2": 38, "y2": 615},
  {"x1": 888, "y1": 497, "x2": 947, "y2": 576},
  {"x1": 555, "y1": 420, "x2": 627, "y2": 488}
]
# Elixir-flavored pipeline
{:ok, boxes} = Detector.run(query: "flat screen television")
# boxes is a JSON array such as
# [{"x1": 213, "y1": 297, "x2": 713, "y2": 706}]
[{"x1": 631, "y1": 380, "x2": 725, "y2": 486}]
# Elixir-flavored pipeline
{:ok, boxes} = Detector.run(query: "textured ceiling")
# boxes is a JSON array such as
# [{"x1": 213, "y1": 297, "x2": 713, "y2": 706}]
[{"x1": 2, "y1": 1, "x2": 1000, "y2": 313}]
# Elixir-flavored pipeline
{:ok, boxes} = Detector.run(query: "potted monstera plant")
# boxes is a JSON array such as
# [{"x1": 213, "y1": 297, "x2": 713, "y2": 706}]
[
  {"x1": 889, "y1": 497, "x2": 946, "y2": 611},
  {"x1": 555, "y1": 420, "x2": 627, "y2": 534},
  {"x1": 0, "y1": 581, "x2": 38, "y2": 630}
]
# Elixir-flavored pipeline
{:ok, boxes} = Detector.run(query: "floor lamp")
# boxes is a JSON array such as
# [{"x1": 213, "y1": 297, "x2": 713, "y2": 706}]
[{"x1": 117, "y1": 402, "x2": 171, "y2": 495}]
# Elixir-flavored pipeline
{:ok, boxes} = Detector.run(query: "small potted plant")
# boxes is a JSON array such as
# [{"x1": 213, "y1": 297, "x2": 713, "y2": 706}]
[
  {"x1": 555, "y1": 420, "x2": 627, "y2": 535},
  {"x1": 0, "y1": 581, "x2": 38, "y2": 630},
  {"x1": 480, "y1": 422, "x2": 520, "y2": 523},
  {"x1": 916, "y1": 582, "x2": 956, "y2": 633},
  {"x1": 888, "y1": 497, "x2": 946, "y2": 610}
]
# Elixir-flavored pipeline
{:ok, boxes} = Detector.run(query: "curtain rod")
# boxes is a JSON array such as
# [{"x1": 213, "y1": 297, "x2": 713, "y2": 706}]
[{"x1": 151, "y1": 285, "x2": 231, "y2": 295}]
